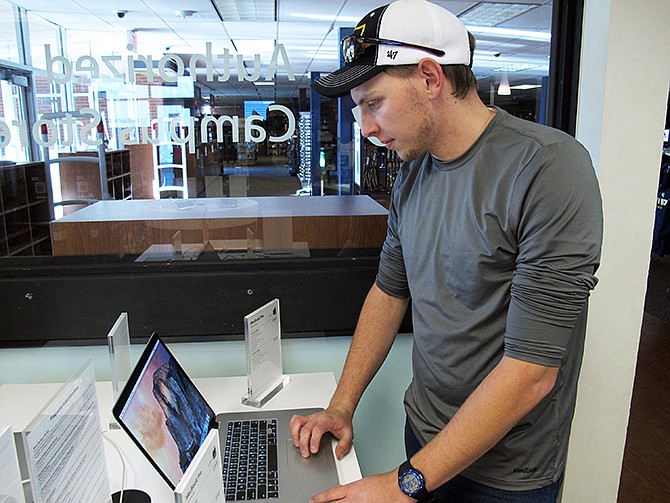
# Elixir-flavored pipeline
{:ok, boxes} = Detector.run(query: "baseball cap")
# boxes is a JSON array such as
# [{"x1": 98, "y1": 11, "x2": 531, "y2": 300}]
[{"x1": 312, "y1": 0, "x2": 472, "y2": 98}]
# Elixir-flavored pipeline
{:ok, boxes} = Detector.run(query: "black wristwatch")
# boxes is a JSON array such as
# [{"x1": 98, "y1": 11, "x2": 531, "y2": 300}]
[{"x1": 397, "y1": 460, "x2": 432, "y2": 501}]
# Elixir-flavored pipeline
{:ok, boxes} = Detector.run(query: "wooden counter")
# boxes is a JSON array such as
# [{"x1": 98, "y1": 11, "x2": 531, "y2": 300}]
[{"x1": 49, "y1": 195, "x2": 388, "y2": 256}]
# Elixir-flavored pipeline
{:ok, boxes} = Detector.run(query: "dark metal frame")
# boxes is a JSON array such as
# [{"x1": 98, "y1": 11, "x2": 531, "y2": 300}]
[
  {"x1": 546, "y1": 0, "x2": 585, "y2": 136},
  {"x1": 0, "y1": 254, "x2": 401, "y2": 347}
]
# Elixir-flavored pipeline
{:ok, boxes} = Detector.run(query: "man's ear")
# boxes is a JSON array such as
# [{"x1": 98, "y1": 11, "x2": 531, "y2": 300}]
[{"x1": 417, "y1": 58, "x2": 447, "y2": 99}]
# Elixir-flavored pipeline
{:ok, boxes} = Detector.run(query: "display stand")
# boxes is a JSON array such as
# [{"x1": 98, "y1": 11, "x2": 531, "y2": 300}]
[
  {"x1": 21, "y1": 360, "x2": 111, "y2": 503},
  {"x1": 107, "y1": 314, "x2": 152, "y2": 502},
  {"x1": 107, "y1": 313, "x2": 133, "y2": 430},
  {"x1": 0, "y1": 425, "x2": 24, "y2": 503},
  {"x1": 173, "y1": 429, "x2": 224, "y2": 503},
  {"x1": 241, "y1": 299, "x2": 290, "y2": 408}
]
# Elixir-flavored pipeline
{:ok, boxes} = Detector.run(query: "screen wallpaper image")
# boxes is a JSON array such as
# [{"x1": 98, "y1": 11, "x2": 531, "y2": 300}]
[{"x1": 119, "y1": 342, "x2": 212, "y2": 486}]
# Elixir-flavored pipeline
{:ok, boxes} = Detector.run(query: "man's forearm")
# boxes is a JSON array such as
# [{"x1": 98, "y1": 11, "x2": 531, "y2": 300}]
[
  {"x1": 410, "y1": 356, "x2": 559, "y2": 490},
  {"x1": 329, "y1": 283, "x2": 409, "y2": 418}
]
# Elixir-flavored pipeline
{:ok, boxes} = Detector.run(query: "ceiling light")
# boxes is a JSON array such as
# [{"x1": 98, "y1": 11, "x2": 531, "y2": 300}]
[
  {"x1": 493, "y1": 63, "x2": 540, "y2": 73},
  {"x1": 253, "y1": 82, "x2": 275, "y2": 86},
  {"x1": 235, "y1": 40, "x2": 276, "y2": 54},
  {"x1": 212, "y1": 0, "x2": 275, "y2": 21},
  {"x1": 459, "y1": 3, "x2": 539, "y2": 27},
  {"x1": 466, "y1": 25, "x2": 551, "y2": 42},
  {"x1": 511, "y1": 84, "x2": 542, "y2": 90},
  {"x1": 498, "y1": 74, "x2": 511, "y2": 95},
  {"x1": 289, "y1": 12, "x2": 361, "y2": 23}
]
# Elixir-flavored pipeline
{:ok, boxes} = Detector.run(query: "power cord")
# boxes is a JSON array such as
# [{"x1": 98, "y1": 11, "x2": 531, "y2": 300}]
[{"x1": 102, "y1": 429, "x2": 126, "y2": 503}]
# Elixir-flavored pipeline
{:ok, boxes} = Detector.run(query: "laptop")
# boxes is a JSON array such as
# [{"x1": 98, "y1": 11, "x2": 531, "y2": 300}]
[{"x1": 112, "y1": 333, "x2": 340, "y2": 501}]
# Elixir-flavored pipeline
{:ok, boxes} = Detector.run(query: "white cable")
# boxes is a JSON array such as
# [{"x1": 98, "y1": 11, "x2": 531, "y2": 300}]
[{"x1": 102, "y1": 430, "x2": 126, "y2": 503}]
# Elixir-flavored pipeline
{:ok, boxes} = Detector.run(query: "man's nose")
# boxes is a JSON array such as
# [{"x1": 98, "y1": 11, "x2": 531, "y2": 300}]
[
  {"x1": 352, "y1": 105, "x2": 383, "y2": 145},
  {"x1": 359, "y1": 113, "x2": 379, "y2": 139}
]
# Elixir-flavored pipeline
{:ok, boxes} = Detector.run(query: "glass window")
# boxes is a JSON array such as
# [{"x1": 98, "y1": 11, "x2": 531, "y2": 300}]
[
  {"x1": 0, "y1": 76, "x2": 29, "y2": 163},
  {"x1": 0, "y1": 0, "x2": 19, "y2": 63},
  {"x1": 0, "y1": 1, "x2": 554, "y2": 259},
  {"x1": 0, "y1": 0, "x2": 561, "y2": 343},
  {"x1": 26, "y1": 11, "x2": 60, "y2": 70},
  {"x1": 468, "y1": 2, "x2": 553, "y2": 123}
]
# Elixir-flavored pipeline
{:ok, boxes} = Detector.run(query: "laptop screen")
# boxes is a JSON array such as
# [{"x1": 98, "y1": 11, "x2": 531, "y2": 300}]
[{"x1": 113, "y1": 333, "x2": 216, "y2": 488}]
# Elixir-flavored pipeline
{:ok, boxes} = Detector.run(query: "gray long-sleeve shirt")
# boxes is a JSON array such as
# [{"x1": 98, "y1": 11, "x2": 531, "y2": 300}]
[{"x1": 376, "y1": 107, "x2": 603, "y2": 490}]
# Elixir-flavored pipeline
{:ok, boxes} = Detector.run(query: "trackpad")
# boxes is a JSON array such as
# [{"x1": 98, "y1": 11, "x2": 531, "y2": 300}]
[{"x1": 285, "y1": 437, "x2": 339, "y2": 488}]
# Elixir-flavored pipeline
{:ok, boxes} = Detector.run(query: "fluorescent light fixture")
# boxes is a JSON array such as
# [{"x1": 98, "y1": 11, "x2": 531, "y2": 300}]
[
  {"x1": 313, "y1": 53, "x2": 341, "y2": 60},
  {"x1": 466, "y1": 25, "x2": 551, "y2": 42},
  {"x1": 253, "y1": 81, "x2": 275, "y2": 86},
  {"x1": 289, "y1": 12, "x2": 361, "y2": 23},
  {"x1": 280, "y1": 46, "x2": 341, "y2": 61},
  {"x1": 212, "y1": 0, "x2": 275, "y2": 21},
  {"x1": 511, "y1": 84, "x2": 542, "y2": 90},
  {"x1": 234, "y1": 39, "x2": 276, "y2": 54},
  {"x1": 498, "y1": 74, "x2": 511, "y2": 95},
  {"x1": 459, "y1": 3, "x2": 539, "y2": 27},
  {"x1": 492, "y1": 63, "x2": 541, "y2": 73}
]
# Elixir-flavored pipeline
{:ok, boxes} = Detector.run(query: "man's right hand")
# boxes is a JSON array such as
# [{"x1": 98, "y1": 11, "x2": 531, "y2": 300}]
[{"x1": 289, "y1": 405, "x2": 354, "y2": 460}]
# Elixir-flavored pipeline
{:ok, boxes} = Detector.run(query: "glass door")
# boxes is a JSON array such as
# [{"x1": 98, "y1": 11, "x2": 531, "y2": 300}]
[{"x1": 0, "y1": 72, "x2": 31, "y2": 165}]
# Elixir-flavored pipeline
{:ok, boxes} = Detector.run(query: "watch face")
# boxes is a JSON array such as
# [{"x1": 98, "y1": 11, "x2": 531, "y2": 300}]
[{"x1": 399, "y1": 469, "x2": 424, "y2": 496}]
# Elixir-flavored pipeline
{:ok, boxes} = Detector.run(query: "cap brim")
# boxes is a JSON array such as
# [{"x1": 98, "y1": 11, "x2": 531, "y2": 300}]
[{"x1": 311, "y1": 64, "x2": 386, "y2": 98}]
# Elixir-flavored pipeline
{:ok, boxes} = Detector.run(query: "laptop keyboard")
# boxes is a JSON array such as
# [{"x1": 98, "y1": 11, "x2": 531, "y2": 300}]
[{"x1": 223, "y1": 419, "x2": 279, "y2": 501}]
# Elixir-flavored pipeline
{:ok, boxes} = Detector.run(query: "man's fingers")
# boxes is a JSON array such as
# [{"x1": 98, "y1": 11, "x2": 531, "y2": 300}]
[
  {"x1": 335, "y1": 437, "x2": 352, "y2": 460},
  {"x1": 290, "y1": 410, "x2": 354, "y2": 459},
  {"x1": 289, "y1": 414, "x2": 309, "y2": 448},
  {"x1": 301, "y1": 421, "x2": 323, "y2": 457},
  {"x1": 309, "y1": 484, "x2": 346, "y2": 503},
  {"x1": 309, "y1": 424, "x2": 327, "y2": 454}
]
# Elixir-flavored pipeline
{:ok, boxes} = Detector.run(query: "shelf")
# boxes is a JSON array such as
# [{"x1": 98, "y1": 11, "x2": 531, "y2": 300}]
[
  {"x1": 0, "y1": 162, "x2": 52, "y2": 257},
  {"x1": 0, "y1": 166, "x2": 28, "y2": 211},
  {"x1": 59, "y1": 149, "x2": 132, "y2": 209}
]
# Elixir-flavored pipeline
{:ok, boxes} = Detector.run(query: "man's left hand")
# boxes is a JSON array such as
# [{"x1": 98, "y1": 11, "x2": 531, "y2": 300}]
[{"x1": 309, "y1": 470, "x2": 415, "y2": 503}]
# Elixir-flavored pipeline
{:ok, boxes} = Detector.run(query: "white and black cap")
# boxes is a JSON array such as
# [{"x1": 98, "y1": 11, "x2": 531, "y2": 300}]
[{"x1": 312, "y1": 0, "x2": 472, "y2": 97}]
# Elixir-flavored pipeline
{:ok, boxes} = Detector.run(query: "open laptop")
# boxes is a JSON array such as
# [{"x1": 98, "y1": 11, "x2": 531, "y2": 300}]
[{"x1": 112, "y1": 333, "x2": 339, "y2": 501}]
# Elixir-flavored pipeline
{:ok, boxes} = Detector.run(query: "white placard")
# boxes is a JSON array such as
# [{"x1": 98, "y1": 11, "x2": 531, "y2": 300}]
[
  {"x1": 173, "y1": 429, "x2": 224, "y2": 503},
  {"x1": 242, "y1": 299, "x2": 288, "y2": 407},
  {"x1": 22, "y1": 360, "x2": 111, "y2": 503},
  {"x1": 0, "y1": 425, "x2": 24, "y2": 503}
]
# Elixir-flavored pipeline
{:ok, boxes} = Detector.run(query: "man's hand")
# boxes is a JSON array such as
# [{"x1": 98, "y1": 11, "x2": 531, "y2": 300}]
[
  {"x1": 289, "y1": 405, "x2": 354, "y2": 459},
  {"x1": 308, "y1": 471, "x2": 415, "y2": 503}
]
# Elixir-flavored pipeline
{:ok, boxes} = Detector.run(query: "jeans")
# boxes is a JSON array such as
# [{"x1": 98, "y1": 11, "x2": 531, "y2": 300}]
[{"x1": 404, "y1": 420, "x2": 563, "y2": 503}]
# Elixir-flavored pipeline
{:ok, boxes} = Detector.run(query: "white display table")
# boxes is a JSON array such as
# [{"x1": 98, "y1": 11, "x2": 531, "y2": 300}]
[
  {"x1": 50, "y1": 195, "x2": 388, "y2": 256},
  {"x1": 0, "y1": 372, "x2": 361, "y2": 501}
]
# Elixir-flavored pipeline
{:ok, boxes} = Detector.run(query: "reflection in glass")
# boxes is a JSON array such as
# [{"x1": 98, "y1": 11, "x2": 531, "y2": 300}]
[{"x1": 0, "y1": 0, "x2": 552, "y2": 261}]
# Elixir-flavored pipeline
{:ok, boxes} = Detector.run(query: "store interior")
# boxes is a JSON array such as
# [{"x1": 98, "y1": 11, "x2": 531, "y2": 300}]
[
  {"x1": 0, "y1": 0, "x2": 554, "y2": 261},
  {"x1": 1, "y1": 0, "x2": 669, "y2": 500}
]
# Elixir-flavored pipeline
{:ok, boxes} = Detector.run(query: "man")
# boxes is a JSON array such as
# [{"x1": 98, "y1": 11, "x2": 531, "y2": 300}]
[{"x1": 289, "y1": 0, "x2": 603, "y2": 501}]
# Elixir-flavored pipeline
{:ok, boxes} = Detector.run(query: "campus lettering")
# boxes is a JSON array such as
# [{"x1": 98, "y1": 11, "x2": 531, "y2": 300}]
[
  {"x1": 120, "y1": 104, "x2": 295, "y2": 152},
  {"x1": 0, "y1": 44, "x2": 298, "y2": 150},
  {"x1": 0, "y1": 105, "x2": 296, "y2": 153},
  {"x1": 44, "y1": 42, "x2": 295, "y2": 85}
]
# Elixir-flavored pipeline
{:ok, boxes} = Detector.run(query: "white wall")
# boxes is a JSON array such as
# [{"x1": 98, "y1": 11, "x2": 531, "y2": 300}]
[{"x1": 565, "y1": 0, "x2": 670, "y2": 500}]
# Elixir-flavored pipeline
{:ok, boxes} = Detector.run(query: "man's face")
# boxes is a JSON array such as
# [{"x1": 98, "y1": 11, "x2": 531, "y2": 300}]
[{"x1": 350, "y1": 70, "x2": 436, "y2": 161}]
